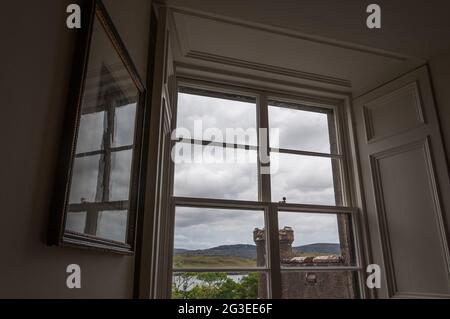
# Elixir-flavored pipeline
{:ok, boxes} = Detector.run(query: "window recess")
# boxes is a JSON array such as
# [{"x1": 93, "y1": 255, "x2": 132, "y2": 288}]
[{"x1": 167, "y1": 82, "x2": 364, "y2": 299}]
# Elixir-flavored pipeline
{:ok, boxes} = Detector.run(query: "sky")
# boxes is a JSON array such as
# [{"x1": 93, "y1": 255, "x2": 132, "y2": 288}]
[{"x1": 173, "y1": 92, "x2": 341, "y2": 250}]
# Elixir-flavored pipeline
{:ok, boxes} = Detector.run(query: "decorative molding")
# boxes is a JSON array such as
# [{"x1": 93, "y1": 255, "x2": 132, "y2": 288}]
[
  {"x1": 369, "y1": 138, "x2": 450, "y2": 298},
  {"x1": 363, "y1": 81, "x2": 425, "y2": 143},
  {"x1": 168, "y1": 6, "x2": 411, "y2": 62},
  {"x1": 175, "y1": 61, "x2": 352, "y2": 102},
  {"x1": 185, "y1": 50, "x2": 352, "y2": 88},
  {"x1": 167, "y1": 7, "x2": 421, "y2": 90},
  {"x1": 170, "y1": 9, "x2": 352, "y2": 89}
]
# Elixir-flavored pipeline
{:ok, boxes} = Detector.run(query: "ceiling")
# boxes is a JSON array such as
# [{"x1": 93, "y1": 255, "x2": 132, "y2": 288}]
[{"x1": 166, "y1": 0, "x2": 450, "y2": 96}]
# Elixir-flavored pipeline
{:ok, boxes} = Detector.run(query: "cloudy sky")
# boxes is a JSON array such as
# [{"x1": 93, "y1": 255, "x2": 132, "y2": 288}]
[
  {"x1": 173, "y1": 92, "x2": 340, "y2": 250},
  {"x1": 66, "y1": 102, "x2": 137, "y2": 243}
]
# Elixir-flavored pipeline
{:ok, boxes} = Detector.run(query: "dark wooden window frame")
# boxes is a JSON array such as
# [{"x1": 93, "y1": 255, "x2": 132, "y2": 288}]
[{"x1": 48, "y1": 0, "x2": 146, "y2": 254}]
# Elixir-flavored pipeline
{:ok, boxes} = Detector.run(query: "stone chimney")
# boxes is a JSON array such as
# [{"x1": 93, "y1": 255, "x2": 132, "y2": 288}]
[
  {"x1": 253, "y1": 226, "x2": 295, "y2": 262},
  {"x1": 253, "y1": 228, "x2": 266, "y2": 267},
  {"x1": 279, "y1": 226, "x2": 294, "y2": 258}
]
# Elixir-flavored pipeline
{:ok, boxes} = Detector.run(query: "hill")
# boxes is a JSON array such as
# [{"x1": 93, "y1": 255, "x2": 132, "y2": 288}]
[
  {"x1": 292, "y1": 243, "x2": 340, "y2": 255},
  {"x1": 174, "y1": 243, "x2": 340, "y2": 259}
]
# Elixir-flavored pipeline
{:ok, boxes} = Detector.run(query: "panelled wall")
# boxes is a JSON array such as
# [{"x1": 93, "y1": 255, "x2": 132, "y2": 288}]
[
  {"x1": 430, "y1": 51, "x2": 450, "y2": 172},
  {"x1": 0, "y1": 0, "x2": 152, "y2": 298},
  {"x1": 353, "y1": 66, "x2": 450, "y2": 298}
]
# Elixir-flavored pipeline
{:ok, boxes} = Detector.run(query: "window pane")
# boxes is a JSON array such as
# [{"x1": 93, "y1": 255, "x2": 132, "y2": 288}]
[
  {"x1": 96, "y1": 210, "x2": 128, "y2": 243},
  {"x1": 65, "y1": 211, "x2": 87, "y2": 233},
  {"x1": 173, "y1": 207, "x2": 265, "y2": 268},
  {"x1": 176, "y1": 91, "x2": 257, "y2": 146},
  {"x1": 277, "y1": 212, "x2": 355, "y2": 267},
  {"x1": 270, "y1": 153, "x2": 342, "y2": 205},
  {"x1": 173, "y1": 143, "x2": 258, "y2": 201},
  {"x1": 112, "y1": 103, "x2": 137, "y2": 147},
  {"x1": 172, "y1": 272, "x2": 267, "y2": 299},
  {"x1": 269, "y1": 102, "x2": 334, "y2": 154},
  {"x1": 281, "y1": 271, "x2": 359, "y2": 299},
  {"x1": 76, "y1": 111, "x2": 104, "y2": 154},
  {"x1": 110, "y1": 150, "x2": 133, "y2": 201},
  {"x1": 68, "y1": 155, "x2": 101, "y2": 204}
]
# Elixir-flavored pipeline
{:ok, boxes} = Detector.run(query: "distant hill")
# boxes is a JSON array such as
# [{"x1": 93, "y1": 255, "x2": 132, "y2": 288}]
[
  {"x1": 293, "y1": 243, "x2": 340, "y2": 255},
  {"x1": 174, "y1": 244, "x2": 257, "y2": 259},
  {"x1": 174, "y1": 243, "x2": 340, "y2": 259}
]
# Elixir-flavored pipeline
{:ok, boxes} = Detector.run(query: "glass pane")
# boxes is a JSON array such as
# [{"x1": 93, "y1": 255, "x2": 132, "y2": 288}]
[
  {"x1": 278, "y1": 212, "x2": 355, "y2": 267},
  {"x1": 110, "y1": 150, "x2": 133, "y2": 201},
  {"x1": 68, "y1": 155, "x2": 101, "y2": 204},
  {"x1": 65, "y1": 211, "x2": 87, "y2": 233},
  {"x1": 172, "y1": 272, "x2": 267, "y2": 299},
  {"x1": 76, "y1": 111, "x2": 104, "y2": 153},
  {"x1": 281, "y1": 271, "x2": 359, "y2": 299},
  {"x1": 173, "y1": 207, "x2": 265, "y2": 268},
  {"x1": 270, "y1": 153, "x2": 342, "y2": 205},
  {"x1": 112, "y1": 103, "x2": 137, "y2": 147},
  {"x1": 173, "y1": 143, "x2": 258, "y2": 201},
  {"x1": 64, "y1": 14, "x2": 140, "y2": 243},
  {"x1": 96, "y1": 210, "x2": 128, "y2": 243},
  {"x1": 269, "y1": 102, "x2": 334, "y2": 154},
  {"x1": 176, "y1": 91, "x2": 257, "y2": 146}
]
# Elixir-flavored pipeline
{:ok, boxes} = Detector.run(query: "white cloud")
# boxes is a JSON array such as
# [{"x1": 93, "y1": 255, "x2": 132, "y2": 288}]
[{"x1": 172, "y1": 92, "x2": 341, "y2": 250}]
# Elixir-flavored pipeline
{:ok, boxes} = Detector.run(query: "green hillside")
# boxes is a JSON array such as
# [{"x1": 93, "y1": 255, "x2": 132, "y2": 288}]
[{"x1": 173, "y1": 254, "x2": 255, "y2": 268}]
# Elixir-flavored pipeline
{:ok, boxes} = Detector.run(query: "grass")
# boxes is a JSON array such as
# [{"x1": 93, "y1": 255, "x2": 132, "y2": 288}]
[
  {"x1": 173, "y1": 251, "x2": 333, "y2": 268},
  {"x1": 173, "y1": 254, "x2": 256, "y2": 268}
]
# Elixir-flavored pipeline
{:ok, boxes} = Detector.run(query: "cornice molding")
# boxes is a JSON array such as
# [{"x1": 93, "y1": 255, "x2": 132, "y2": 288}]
[{"x1": 168, "y1": 5, "x2": 413, "y2": 61}]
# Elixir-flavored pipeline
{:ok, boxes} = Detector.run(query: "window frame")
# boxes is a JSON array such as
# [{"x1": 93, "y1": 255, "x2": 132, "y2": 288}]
[
  {"x1": 166, "y1": 78, "x2": 366, "y2": 298},
  {"x1": 48, "y1": 0, "x2": 146, "y2": 254}
]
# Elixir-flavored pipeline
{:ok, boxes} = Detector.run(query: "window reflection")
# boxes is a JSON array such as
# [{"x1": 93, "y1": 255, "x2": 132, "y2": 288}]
[
  {"x1": 64, "y1": 15, "x2": 139, "y2": 243},
  {"x1": 110, "y1": 150, "x2": 133, "y2": 201},
  {"x1": 69, "y1": 155, "x2": 101, "y2": 204},
  {"x1": 76, "y1": 111, "x2": 105, "y2": 153},
  {"x1": 113, "y1": 103, "x2": 137, "y2": 147},
  {"x1": 66, "y1": 211, "x2": 87, "y2": 233},
  {"x1": 96, "y1": 210, "x2": 128, "y2": 242}
]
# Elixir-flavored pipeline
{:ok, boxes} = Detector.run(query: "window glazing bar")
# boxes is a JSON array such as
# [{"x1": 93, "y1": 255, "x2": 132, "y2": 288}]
[
  {"x1": 175, "y1": 138, "x2": 258, "y2": 151},
  {"x1": 271, "y1": 147, "x2": 343, "y2": 159}
]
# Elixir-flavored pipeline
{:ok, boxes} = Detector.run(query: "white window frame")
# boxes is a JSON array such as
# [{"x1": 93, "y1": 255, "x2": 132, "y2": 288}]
[{"x1": 163, "y1": 76, "x2": 367, "y2": 299}]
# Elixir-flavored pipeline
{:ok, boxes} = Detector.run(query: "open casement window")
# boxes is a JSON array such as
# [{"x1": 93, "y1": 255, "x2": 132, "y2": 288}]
[
  {"x1": 135, "y1": 5, "x2": 177, "y2": 298},
  {"x1": 166, "y1": 82, "x2": 365, "y2": 299}
]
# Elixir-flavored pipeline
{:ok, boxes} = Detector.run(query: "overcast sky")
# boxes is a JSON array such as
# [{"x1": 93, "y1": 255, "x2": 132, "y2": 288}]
[
  {"x1": 66, "y1": 102, "x2": 137, "y2": 243},
  {"x1": 173, "y1": 92, "x2": 340, "y2": 250}
]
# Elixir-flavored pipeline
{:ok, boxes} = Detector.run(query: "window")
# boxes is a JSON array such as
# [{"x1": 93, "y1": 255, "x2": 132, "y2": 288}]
[
  {"x1": 50, "y1": 2, "x2": 146, "y2": 254},
  {"x1": 65, "y1": 69, "x2": 139, "y2": 244},
  {"x1": 169, "y1": 84, "x2": 362, "y2": 299}
]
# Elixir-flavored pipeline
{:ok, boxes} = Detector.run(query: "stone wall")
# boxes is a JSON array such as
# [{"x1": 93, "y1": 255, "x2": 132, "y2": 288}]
[{"x1": 253, "y1": 227, "x2": 357, "y2": 299}]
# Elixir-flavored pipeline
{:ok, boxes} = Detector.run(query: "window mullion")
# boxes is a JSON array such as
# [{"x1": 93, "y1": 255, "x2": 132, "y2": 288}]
[
  {"x1": 258, "y1": 93, "x2": 271, "y2": 203},
  {"x1": 267, "y1": 203, "x2": 281, "y2": 298},
  {"x1": 258, "y1": 93, "x2": 282, "y2": 298}
]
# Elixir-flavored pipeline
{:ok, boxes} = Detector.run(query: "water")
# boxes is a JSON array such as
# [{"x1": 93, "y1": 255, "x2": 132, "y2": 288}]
[{"x1": 173, "y1": 273, "x2": 246, "y2": 290}]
